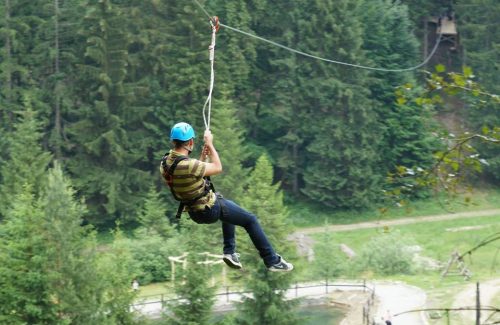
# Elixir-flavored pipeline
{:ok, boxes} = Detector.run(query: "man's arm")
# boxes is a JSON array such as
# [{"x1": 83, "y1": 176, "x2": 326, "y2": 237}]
[{"x1": 202, "y1": 129, "x2": 223, "y2": 176}]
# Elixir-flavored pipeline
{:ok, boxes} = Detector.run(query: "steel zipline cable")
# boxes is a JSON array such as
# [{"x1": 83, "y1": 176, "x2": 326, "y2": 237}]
[{"x1": 192, "y1": 0, "x2": 443, "y2": 73}]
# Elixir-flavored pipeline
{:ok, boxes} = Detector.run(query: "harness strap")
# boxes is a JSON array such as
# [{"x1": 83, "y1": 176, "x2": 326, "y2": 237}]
[{"x1": 161, "y1": 153, "x2": 214, "y2": 219}]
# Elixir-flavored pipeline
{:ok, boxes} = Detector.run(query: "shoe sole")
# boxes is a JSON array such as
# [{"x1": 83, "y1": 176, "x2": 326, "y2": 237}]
[
  {"x1": 268, "y1": 264, "x2": 294, "y2": 272},
  {"x1": 223, "y1": 257, "x2": 242, "y2": 269}
]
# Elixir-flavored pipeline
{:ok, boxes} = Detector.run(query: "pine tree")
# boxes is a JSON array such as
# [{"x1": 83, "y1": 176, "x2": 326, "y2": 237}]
[
  {"x1": 295, "y1": 0, "x2": 381, "y2": 209},
  {"x1": 137, "y1": 184, "x2": 175, "y2": 239},
  {"x1": 0, "y1": 0, "x2": 48, "y2": 186},
  {"x1": 0, "y1": 185, "x2": 58, "y2": 324},
  {"x1": 237, "y1": 155, "x2": 299, "y2": 325},
  {"x1": 169, "y1": 219, "x2": 216, "y2": 325},
  {"x1": 112, "y1": 0, "x2": 178, "y2": 177},
  {"x1": 161, "y1": 0, "x2": 211, "y2": 129},
  {"x1": 0, "y1": 97, "x2": 52, "y2": 216},
  {"x1": 459, "y1": 0, "x2": 500, "y2": 182},
  {"x1": 246, "y1": 0, "x2": 308, "y2": 194},
  {"x1": 39, "y1": 163, "x2": 109, "y2": 324},
  {"x1": 0, "y1": 163, "x2": 132, "y2": 324},
  {"x1": 98, "y1": 228, "x2": 139, "y2": 325},
  {"x1": 357, "y1": 0, "x2": 438, "y2": 187},
  {"x1": 312, "y1": 230, "x2": 346, "y2": 280},
  {"x1": 0, "y1": 0, "x2": 30, "y2": 128},
  {"x1": 210, "y1": 0, "x2": 257, "y2": 99},
  {"x1": 210, "y1": 95, "x2": 248, "y2": 201},
  {"x1": 29, "y1": 0, "x2": 82, "y2": 159},
  {"x1": 67, "y1": 0, "x2": 150, "y2": 227}
]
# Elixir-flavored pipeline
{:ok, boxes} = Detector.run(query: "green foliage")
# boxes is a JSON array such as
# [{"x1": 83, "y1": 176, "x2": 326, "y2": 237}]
[
  {"x1": 237, "y1": 155, "x2": 299, "y2": 325},
  {"x1": 388, "y1": 67, "x2": 500, "y2": 206},
  {"x1": 0, "y1": 185, "x2": 57, "y2": 324},
  {"x1": 0, "y1": 98, "x2": 52, "y2": 217},
  {"x1": 356, "y1": 231, "x2": 416, "y2": 275},
  {"x1": 65, "y1": 0, "x2": 153, "y2": 228},
  {"x1": 138, "y1": 185, "x2": 175, "y2": 238},
  {"x1": 0, "y1": 164, "x2": 139, "y2": 324},
  {"x1": 168, "y1": 219, "x2": 216, "y2": 325},
  {"x1": 293, "y1": 0, "x2": 382, "y2": 209},
  {"x1": 98, "y1": 228, "x2": 139, "y2": 325},
  {"x1": 39, "y1": 163, "x2": 105, "y2": 324},
  {"x1": 127, "y1": 232, "x2": 180, "y2": 285},
  {"x1": 210, "y1": 95, "x2": 249, "y2": 201},
  {"x1": 311, "y1": 230, "x2": 349, "y2": 280},
  {"x1": 0, "y1": 0, "x2": 497, "y2": 235}
]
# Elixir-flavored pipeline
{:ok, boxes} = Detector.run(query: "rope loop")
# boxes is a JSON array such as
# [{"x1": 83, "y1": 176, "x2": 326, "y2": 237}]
[{"x1": 203, "y1": 17, "x2": 218, "y2": 130}]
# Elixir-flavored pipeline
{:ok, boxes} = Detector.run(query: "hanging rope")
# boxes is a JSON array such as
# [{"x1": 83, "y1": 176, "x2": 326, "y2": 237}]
[
  {"x1": 192, "y1": 0, "x2": 442, "y2": 73},
  {"x1": 202, "y1": 16, "x2": 219, "y2": 130}
]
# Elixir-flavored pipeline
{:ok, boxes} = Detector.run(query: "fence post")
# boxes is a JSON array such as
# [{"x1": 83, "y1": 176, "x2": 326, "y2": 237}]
[
  {"x1": 325, "y1": 278, "x2": 328, "y2": 294},
  {"x1": 366, "y1": 303, "x2": 370, "y2": 325},
  {"x1": 226, "y1": 286, "x2": 230, "y2": 303},
  {"x1": 476, "y1": 282, "x2": 480, "y2": 325},
  {"x1": 295, "y1": 282, "x2": 298, "y2": 298},
  {"x1": 363, "y1": 279, "x2": 366, "y2": 292}
]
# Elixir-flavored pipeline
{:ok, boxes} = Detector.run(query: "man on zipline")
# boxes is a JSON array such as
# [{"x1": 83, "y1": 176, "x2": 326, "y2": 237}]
[{"x1": 160, "y1": 122, "x2": 293, "y2": 272}]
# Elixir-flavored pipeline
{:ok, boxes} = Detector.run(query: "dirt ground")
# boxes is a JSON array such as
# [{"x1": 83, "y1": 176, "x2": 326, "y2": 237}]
[{"x1": 451, "y1": 278, "x2": 500, "y2": 325}]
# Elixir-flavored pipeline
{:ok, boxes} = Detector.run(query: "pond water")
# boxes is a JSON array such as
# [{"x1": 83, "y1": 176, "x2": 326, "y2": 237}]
[
  {"x1": 297, "y1": 305, "x2": 345, "y2": 325},
  {"x1": 211, "y1": 304, "x2": 345, "y2": 324}
]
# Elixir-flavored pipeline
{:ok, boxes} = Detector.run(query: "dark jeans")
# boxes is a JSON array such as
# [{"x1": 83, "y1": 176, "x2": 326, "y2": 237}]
[{"x1": 188, "y1": 196, "x2": 279, "y2": 267}]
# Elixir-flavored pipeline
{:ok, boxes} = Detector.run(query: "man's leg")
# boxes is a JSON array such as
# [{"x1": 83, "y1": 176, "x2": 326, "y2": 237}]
[
  {"x1": 221, "y1": 221, "x2": 236, "y2": 255},
  {"x1": 218, "y1": 198, "x2": 279, "y2": 267}
]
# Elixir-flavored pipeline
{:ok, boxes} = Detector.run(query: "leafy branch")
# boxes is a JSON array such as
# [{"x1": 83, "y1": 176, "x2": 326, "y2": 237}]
[{"x1": 385, "y1": 66, "x2": 499, "y2": 209}]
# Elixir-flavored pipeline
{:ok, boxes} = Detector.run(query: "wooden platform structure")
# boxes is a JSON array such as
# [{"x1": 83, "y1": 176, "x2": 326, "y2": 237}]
[
  {"x1": 429, "y1": 15, "x2": 459, "y2": 49},
  {"x1": 441, "y1": 250, "x2": 472, "y2": 280}
]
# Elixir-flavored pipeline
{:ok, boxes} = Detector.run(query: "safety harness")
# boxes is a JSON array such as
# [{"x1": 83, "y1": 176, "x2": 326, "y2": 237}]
[{"x1": 161, "y1": 153, "x2": 215, "y2": 219}]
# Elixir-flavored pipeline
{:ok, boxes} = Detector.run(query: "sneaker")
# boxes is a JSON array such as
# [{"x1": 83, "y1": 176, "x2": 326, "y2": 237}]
[
  {"x1": 268, "y1": 255, "x2": 294, "y2": 272},
  {"x1": 223, "y1": 253, "x2": 242, "y2": 269}
]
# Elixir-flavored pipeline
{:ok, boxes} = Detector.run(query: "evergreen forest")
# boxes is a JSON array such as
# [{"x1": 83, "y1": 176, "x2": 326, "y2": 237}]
[{"x1": 0, "y1": 0, "x2": 499, "y2": 324}]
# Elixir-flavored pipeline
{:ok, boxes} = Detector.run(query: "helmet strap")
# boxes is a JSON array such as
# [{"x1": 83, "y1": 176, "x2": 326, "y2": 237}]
[{"x1": 182, "y1": 139, "x2": 194, "y2": 154}]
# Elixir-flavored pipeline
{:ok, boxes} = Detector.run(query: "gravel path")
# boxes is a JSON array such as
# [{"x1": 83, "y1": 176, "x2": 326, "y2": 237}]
[
  {"x1": 295, "y1": 209, "x2": 500, "y2": 235},
  {"x1": 373, "y1": 282, "x2": 428, "y2": 325},
  {"x1": 451, "y1": 278, "x2": 500, "y2": 324}
]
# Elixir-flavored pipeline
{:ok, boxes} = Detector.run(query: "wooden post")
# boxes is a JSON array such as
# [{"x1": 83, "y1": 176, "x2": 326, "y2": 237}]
[
  {"x1": 423, "y1": 16, "x2": 428, "y2": 67},
  {"x1": 171, "y1": 260, "x2": 175, "y2": 283},
  {"x1": 476, "y1": 282, "x2": 481, "y2": 325}
]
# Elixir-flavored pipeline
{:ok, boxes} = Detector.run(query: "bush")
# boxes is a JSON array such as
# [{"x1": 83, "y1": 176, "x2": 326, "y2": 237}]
[
  {"x1": 126, "y1": 232, "x2": 182, "y2": 285},
  {"x1": 356, "y1": 230, "x2": 415, "y2": 275},
  {"x1": 312, "y1": 232, "x2": 350, "y2": 279}
]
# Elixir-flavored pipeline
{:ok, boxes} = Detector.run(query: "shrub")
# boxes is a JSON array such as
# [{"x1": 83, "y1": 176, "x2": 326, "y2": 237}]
[
  {"x1": 126, "y1": 232, "x2": 182, "y2": 285},
  {"x1": 356, "y1": 230, "x2": 415, "y2": 275}
]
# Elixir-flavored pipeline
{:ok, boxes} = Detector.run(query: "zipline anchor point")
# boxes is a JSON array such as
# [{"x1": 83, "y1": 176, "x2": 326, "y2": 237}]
[{"x1": 211, "y1": 16, "x2": 220, "y2": 33}]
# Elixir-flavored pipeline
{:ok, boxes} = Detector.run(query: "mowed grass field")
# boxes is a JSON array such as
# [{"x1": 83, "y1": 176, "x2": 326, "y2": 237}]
[
  {"x1": 288, "y1": 189, "x2": 500, "y2": 228},
  {"x1": 311, "y1": 213, "x2": 500, "y2": 286}
]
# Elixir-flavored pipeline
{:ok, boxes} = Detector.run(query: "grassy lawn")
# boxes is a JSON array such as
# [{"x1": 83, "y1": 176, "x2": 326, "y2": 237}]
[
  {"x1": 135, "y1": 282, "x2": 176, "y2": 300},
  {"x1": 304, "y1": 213, "x2": 500, "y2": 324},
  {"x1": 287, "y1": 189, "x2": 500, "y2": 228},
  {"x1": 309, "y1": 214, "x2": 500, "y2": 284}
]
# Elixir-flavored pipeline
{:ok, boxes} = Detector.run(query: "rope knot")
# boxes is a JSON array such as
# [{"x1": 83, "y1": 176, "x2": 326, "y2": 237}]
[{"x1": 210, "y1": 16, "x2": 220, "y2": 33}]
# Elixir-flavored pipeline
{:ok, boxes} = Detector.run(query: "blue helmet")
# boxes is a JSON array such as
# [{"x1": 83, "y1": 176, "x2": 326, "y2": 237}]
[{"x1": 170, "y1": 122, "x2": 195, "y2": 141}]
